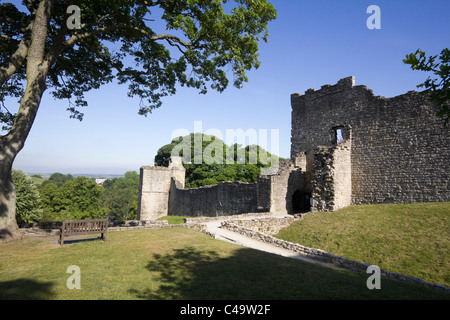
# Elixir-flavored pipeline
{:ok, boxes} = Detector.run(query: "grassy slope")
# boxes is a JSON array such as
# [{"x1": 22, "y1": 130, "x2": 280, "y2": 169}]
[
  {"x1": 276, "y1": 202, "x2": 450, "y2": 287},
  {"x1": 0, "y1": 227, "x2": 448, "y2": 300}
]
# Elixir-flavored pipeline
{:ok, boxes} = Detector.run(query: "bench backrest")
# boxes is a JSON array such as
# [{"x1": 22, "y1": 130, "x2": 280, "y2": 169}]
[{"x1": 62, "y1": 219, "x2": 108, "y2": 235}]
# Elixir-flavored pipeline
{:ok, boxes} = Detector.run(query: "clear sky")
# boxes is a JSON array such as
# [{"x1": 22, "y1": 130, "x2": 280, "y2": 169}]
[{"x1": 8, "y1": 0, "x2": 450, "y2": 175}]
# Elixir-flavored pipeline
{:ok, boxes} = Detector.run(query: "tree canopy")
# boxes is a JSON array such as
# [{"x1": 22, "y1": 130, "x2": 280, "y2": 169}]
[
  {"x1": 0, "y1": 0, "x2": 277, "y2": 126},
  {"x1": 12, "y1": 169, "x2": 42, "y2": 224},
  {"x1": 0, "y1": 0, "x2": 277, "y2": 240},
  {"x1": 100, "y1": 171, "x2": 139, "y2": 221},
  {"x1": 39, "y1": 176, "x2": 106, "y2": 220},
  {"x1": 155, "y1": 133, "x2": 283, "y2": 188}
]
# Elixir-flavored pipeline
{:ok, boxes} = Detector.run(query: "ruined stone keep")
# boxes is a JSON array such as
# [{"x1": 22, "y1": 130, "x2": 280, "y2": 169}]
[{"x1": 138, "y1": 76, "x2": 449, "y2": 220}]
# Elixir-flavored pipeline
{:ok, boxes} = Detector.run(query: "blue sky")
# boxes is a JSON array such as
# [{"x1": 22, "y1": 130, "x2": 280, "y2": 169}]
[{"x1": 9, "y1": 0, "x2": 450, "y2": 175}]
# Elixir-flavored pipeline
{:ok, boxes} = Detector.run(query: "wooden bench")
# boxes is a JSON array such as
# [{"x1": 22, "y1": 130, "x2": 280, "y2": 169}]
[{"x1": 59, "y1": 219, "x2": 108, "y2": 245}]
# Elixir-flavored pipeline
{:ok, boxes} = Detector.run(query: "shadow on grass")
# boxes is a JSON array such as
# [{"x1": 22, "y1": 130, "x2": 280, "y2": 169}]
[
  {"x1": 128, "y1": 246, "x2": 450, "y2": 300},
  {"x1": 61, "y1": 236, "x2": 105, "y2": 245},
  {"x1": 0, "y1": 279, "x2": 55, "y2": 299}
]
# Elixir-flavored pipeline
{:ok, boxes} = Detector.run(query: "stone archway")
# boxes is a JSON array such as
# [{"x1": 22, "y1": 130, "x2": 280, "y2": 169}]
[{"x1": 292, "y1": 190, "x2": 311, "y2": 213}]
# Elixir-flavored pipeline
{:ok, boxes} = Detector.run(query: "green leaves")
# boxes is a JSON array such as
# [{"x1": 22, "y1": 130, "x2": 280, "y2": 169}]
[
  {"x1": 100, "y1": 171, "x2": 139, "y2": 221},
  {"x1": 155, "y1": 133, "x2": 282, "y2": 188},
  {"x1": 39, "y1": 176, "x2": 106, "y2": 221},
  {"x1": 0, "y1": 0, "x2": 276, "y2": 126},
  {"x1": 12, "y1": 169, "x2": 42, "y2": 224},
  {"x1": 404, "y1": 48, "x2": 450, "y2": 124},
  {"x1": 37, "y1": 171, "x2": 139, "y2": 222}
]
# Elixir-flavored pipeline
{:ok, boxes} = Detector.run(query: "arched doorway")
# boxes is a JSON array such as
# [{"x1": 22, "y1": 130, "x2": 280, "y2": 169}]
[{"x1": 292, "y1": 190, "x2": 311, "y2": 213}]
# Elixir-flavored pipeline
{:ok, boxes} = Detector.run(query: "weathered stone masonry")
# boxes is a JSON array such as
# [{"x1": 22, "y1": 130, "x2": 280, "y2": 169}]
[
  {"x1": 169, "y1": 181, "x2": 258, "y2": 218},
  {"x1": 138, "y1": 76, "x2": 449, "y2": 219},
  {"x1": 137, "y1": 157, "x2": 260, "y2": 220},
  {"x1": 291, "y1": 76, "x2": 449, "y2": 208},
  {"x1": 137, "y1": 157, "x2": 186, "y2": 220}
]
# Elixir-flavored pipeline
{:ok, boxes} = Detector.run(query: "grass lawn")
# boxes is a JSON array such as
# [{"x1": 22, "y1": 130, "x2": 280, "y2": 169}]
[
  {"x1": 158, "y1": 215, "x2": 190, "y2": 224},
  {"x1": 276, "y1": 202, "x2": 450, "y2": 288},
  {"x1": 0, "y1": 227, "x2": 448, "y2": 300}
]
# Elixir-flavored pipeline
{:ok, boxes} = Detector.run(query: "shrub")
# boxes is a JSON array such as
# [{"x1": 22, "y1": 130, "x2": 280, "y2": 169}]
[{"x1": 12, "y1": 169, "x2": 42, "y2": 224}]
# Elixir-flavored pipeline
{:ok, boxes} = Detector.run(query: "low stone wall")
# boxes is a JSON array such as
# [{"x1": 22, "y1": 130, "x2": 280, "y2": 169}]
[
  {"x1": 111, "y1": 222, "x2": 212, "y2": 237},
  {"x1": 220, "y1": 221, "x2": 450, "y2": 292},
  {"x1": 19, "y1": 219, "x2": 212, "y2": 238},
  {"x1": 224, "y1": 216, "x2": 295, "y2": 236},
  {"x1": 184, "y1": 212, "x2": 278, "y2": 224},
  {"x1": 110, "y1": 220, "x2": 168, "y2": 228}
]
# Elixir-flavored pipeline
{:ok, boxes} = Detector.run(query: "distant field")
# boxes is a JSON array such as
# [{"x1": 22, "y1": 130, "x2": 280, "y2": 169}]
[
  {"x1": 28, "y1": 173, "x2": 126, "y2": 185},
  {"x1": 275, "y1": 202, "x2": 450, "y2": 287},
  {"x1": 30, "y1": 175, "x2": 46, "y2": 186}
]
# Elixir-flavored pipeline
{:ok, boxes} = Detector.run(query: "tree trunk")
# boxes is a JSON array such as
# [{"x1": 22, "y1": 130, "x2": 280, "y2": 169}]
[
  {"x1": 0, "y1": 78, "x2": 46, "y2": 242},
  {"x1": 0, "y1": 153, "x2": 22, "y2": 243},
  {"x1": 0, "y1": 72, "x2": 48, "y2": 242},
  {"x1": 0, "y1": 0, "x2": 53, "y2": 242}
]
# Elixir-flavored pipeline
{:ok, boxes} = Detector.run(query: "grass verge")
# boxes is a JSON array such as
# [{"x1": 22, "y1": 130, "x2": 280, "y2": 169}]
[
  {"x1": 0, "y1": 227, "x2": 448, "y2": 300},
  {"x1": 275, "y1": 202, "x2": 450, "y2": 287}
]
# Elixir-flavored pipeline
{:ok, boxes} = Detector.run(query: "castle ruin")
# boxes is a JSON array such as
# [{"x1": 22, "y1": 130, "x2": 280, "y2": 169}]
[{"x1": 138, "y1": 76, "x2": 450, "y2": 220}]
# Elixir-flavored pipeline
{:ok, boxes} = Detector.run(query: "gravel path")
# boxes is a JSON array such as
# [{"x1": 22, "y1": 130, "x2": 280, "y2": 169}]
[{"x1": 203, "y1": 218, "x2": 334, "y2": 268}]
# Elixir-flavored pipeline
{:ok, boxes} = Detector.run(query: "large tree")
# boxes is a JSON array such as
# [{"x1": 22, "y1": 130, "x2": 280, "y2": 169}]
[
  {"x1": 39, "y1": 176, "x2": 106, "y2": 221},
  {"x1": 155, "y1": 133, "x2": 282, "y2": 188},
  {"x1": 0, "y1": 0, "x2": 276, "y2": 241}
]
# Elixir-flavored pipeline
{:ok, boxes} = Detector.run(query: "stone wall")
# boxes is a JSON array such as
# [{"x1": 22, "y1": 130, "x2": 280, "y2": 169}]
[
  {"x1": 184, "y1": 212, "x2": 277, "y2": 224},
  {"x1": 256, "y1": 160, "x2": 307, "y2": 215},
  {"x1": 19, "y1": 220, "x2": 169, "y2": 237},
  {"x1": 137, "y1": 166, "x2": 172, "y2": 220},
  {"x1": 169, "y1": 181, "x2": 259, "y2": 217},
  {"x1": 291, "y1": 76, "x2": 450, "y2": 205},
  {"x1": 137, "y1": 157, "x2": 186, "y2": 220},
  {"x1": 311, "y1": 139, "x2": 352, "y2": 212},
  {"x1": 137, "y1": 76, "x2": 449, "y2": 220},
  {"x1": 223, "y1": 216, "x2": 295, "y2": 236},
  {"x1": 19, "y1": 219, "x2": 213, "y2": 237},
  {"x1": 269, "y1": 161, "x2": 305, "y2": 214},
  {"x1": 256, "y1": 176, "x2": 271, "y2": 212},
  {"x1": 332, "y1": 140, "x2": 352, "y2": 210}
]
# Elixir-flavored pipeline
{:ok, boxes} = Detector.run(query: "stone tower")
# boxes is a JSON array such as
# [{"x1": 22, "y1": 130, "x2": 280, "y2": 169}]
[{"x1": 137, "y1": 157, "x2": 185, "y2": 221}]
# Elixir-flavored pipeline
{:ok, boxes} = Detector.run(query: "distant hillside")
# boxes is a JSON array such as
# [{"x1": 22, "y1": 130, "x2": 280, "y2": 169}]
[{"x1": 28, "y1": 173, "x2": 125, "y2": 179}]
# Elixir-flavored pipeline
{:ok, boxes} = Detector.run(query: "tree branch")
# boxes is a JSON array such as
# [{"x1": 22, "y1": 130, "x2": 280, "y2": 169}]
[
  {"x1": 135, "y1": 0, "x2": 164, "y2": 6},
  {"x1": 24, "y1": 0, "x2": 38, "y2": 14},
  {"x1": 80, "y1": 40, "x2": 147, "y2": 80},
  {"x1": 78, "y1": 13, "x2": 111, "y2": 30},
  {"x1": 60, "y1": 23, "x2": 192, "y2": 54},
  {"x1": 6, "y1": 0, "x2": 54, "y2": 151},
  {"x1": 0, "y1": 22, "x2": 33, "y2": 87},
  {"x1": 0, "y1": 11, "x2": 16, "y2": 24},
  {"x1": 166, "y1": 38, "x2": 187, "y2": 55},
  {"x1": 0, "y1": 34, "x2": 15, "y2": 41}
]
